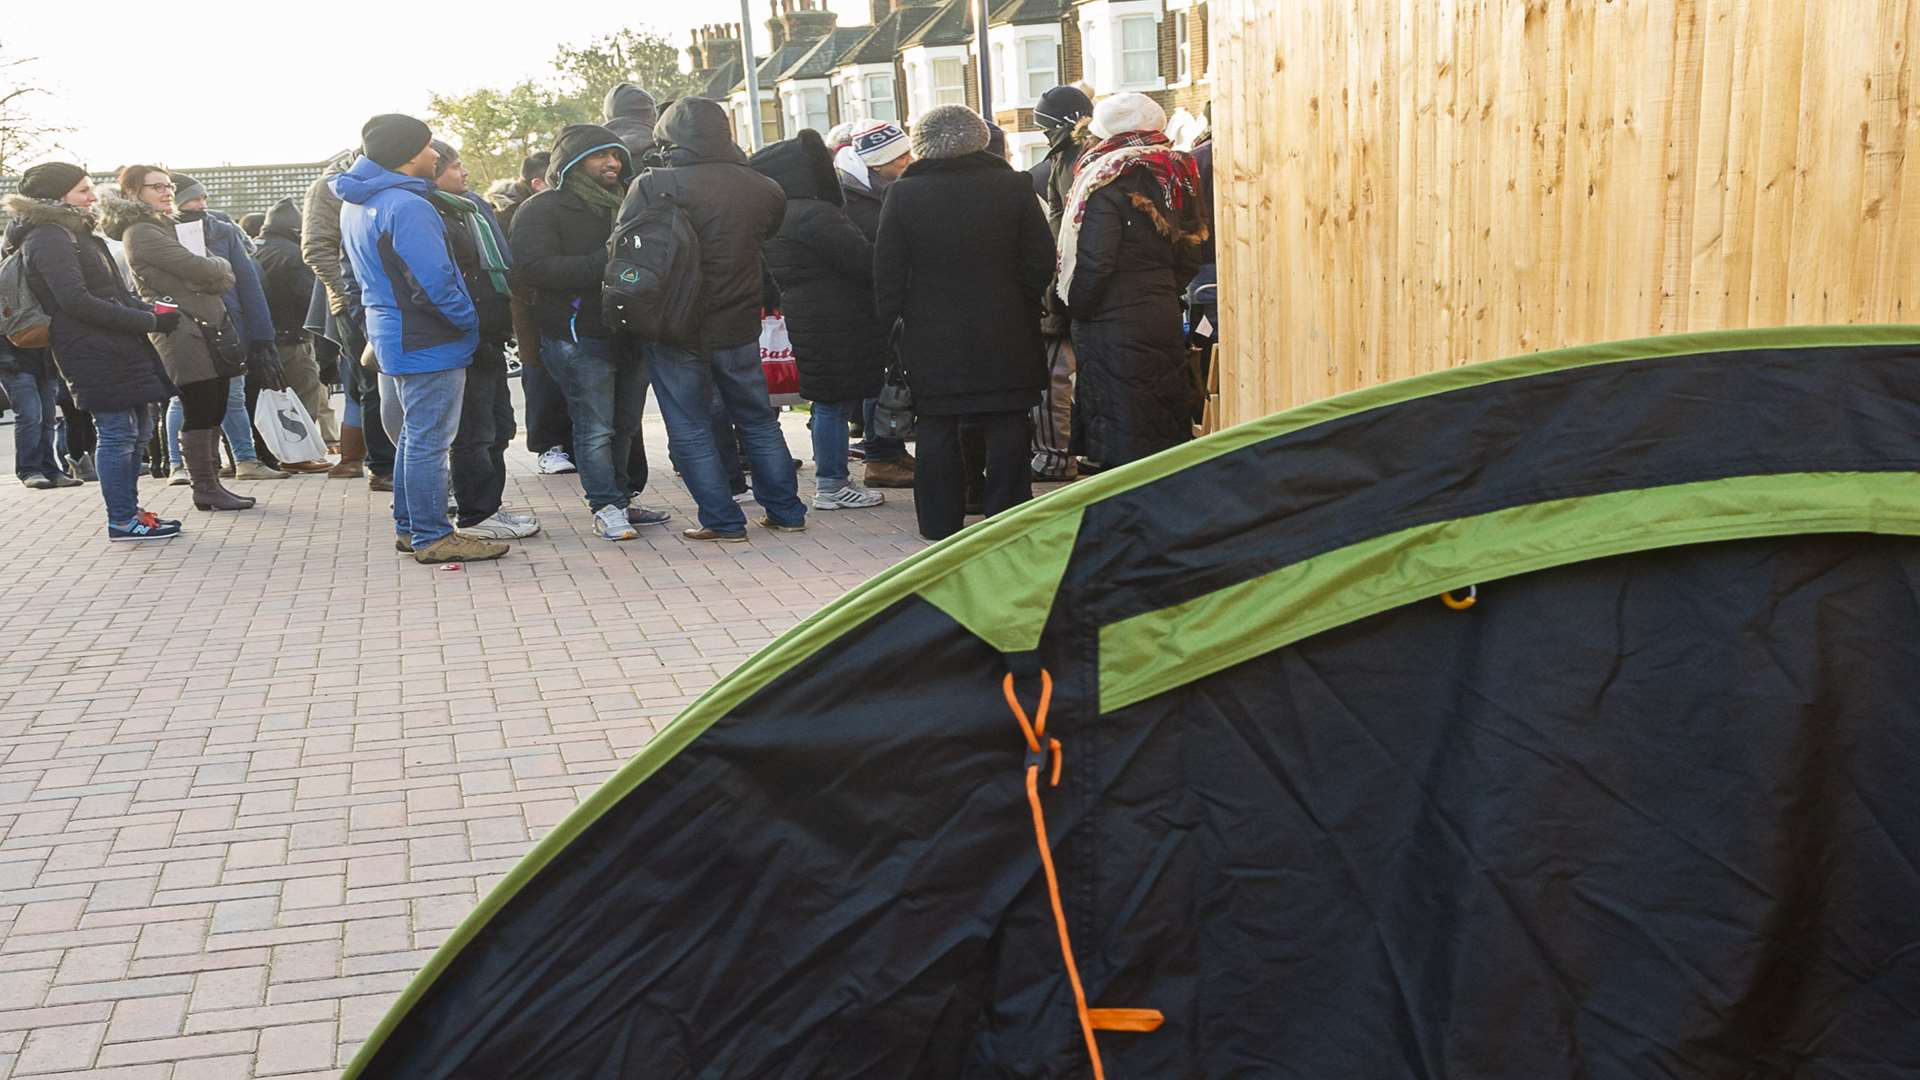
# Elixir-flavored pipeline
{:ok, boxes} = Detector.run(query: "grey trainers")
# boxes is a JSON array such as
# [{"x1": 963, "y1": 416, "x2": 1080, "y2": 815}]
[
  {"x1": 234, "y1": 460, "x2": 290, "y2": 480},
  {"x1": 812, "y1": 484, "x2": 884, "y2": 510},
  {"x1": 594, "y1": 505, "x2": 638, "y2": 541}
]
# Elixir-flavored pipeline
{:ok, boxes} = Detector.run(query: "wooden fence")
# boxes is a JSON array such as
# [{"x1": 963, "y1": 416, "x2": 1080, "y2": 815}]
[{"x1": 1209, "y1": 0, "x2": 1920, "y2": 424}]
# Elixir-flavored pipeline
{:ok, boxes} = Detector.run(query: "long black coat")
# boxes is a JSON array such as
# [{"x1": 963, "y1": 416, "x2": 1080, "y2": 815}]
[
  {"x1": 1065, "y1": 170, "x2": 1207, "y2": 466},
  {"x1": 874, "y1": 152, "x2": 1052, "y2": 416},
  {"x1": 254, "y1": 198, "x2": 316, "y2": 341},
  {"x1": 752, "y1": 131, "x2": 887, "y2": 405},
  {"x1": 3, "y1": 195, "x2": 170, "y2": 413}
]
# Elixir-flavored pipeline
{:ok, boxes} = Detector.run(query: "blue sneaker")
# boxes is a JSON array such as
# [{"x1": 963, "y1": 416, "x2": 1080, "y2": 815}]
[
  {"x1": 137, "y1": 508, "x2": 183, "y2": 529},
  {"x1": 109, "y1": 515, "x2": 182, "y2": 542}
]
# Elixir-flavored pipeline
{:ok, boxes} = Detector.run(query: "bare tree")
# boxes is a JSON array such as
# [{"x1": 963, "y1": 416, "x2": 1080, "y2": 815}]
[{"x1": 0, "y1": 42, "x2": 71, "y2": 177}]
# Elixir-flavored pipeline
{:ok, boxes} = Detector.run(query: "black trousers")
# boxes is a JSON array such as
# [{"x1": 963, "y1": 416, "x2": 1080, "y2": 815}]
[
  {"x1": 338, "y1": 311, "x2": 395, "y2": 475},
  {"x1": 914, "y1": 410, "x2": 1031, "y2": 542},
  {"x1": 177, "y1": 377, "x2": 228, "y2": 430},
  {"x1": 451, "y1": 343, "x2": 515, "y2": 527}
]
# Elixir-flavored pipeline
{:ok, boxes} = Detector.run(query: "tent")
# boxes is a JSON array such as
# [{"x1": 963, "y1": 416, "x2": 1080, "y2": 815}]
[{"x1": 345, "y1": 327, "x2": 1920, "y2": 1078}]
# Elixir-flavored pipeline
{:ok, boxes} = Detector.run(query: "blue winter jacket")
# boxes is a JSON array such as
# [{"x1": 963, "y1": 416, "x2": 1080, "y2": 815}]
[{"x1": 330, "y1": 157, "x2": 477, "y2": 375}]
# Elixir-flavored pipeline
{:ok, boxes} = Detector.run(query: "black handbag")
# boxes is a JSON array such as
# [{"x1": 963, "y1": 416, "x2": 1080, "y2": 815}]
[
  {"x1": 872, "y1": 360, "x2": 915, "y2": 440},
  {"x1": 186, "y1": 308, "x2": 248, "y2": 378}
]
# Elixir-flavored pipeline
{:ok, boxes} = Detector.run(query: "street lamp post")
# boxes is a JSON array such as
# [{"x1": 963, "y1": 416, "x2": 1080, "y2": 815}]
[
  {"x1": 740, "y1": 0, "x2": 765, "y2": 151},
  {"x1": 975, "y1": 0, "x2": 994, "y2": 119}
]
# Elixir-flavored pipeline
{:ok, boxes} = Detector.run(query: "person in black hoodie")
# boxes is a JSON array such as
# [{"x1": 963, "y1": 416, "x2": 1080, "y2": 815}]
[
  {"x1": 428, "y1": 142, "x2": 540, "y2": 542},
  {"x1": 632, "y1": 97, "x2": 807, "y2": 543},
  {"x1": 750, "y1": 128, "x2": 886, "y2": 512},
  {"x1": 874, "y1": 105, "x2": 1053, "y2": 542},
  {"x1": 510, "y1": 124, "x2": 668, "y2": 541},
  {"x1": 1027, "y1": 85, "x2": 1095, "y2": 481},
  {"x1": 4, "y1": 164, "x2": 181, "y2": 541},
  {"x1": 602, "y1": 83, "x2": 659, "y2": 162},
  {"x1": 253, "y1": 197, "x2": 340, "y2": 455},
  {"x1": 834, "y1": 120, "x2": 915, "y2": 487}
]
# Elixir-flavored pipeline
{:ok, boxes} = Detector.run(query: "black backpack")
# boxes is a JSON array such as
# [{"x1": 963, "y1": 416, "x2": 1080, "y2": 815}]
[{"x1": 604, "y1": 169, "x2": 701, "y2": 347}]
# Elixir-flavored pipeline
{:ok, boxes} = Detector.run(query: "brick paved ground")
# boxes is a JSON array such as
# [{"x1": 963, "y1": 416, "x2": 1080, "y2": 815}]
[{"x1": 0, "y1": 398, "x2": 931, "y2": 1078}]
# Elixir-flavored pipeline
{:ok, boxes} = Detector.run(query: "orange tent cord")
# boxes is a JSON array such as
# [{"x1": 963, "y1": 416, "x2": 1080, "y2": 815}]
[{"x1": 1003, "y1": 672, "x2": 1164, "y2": 1077}]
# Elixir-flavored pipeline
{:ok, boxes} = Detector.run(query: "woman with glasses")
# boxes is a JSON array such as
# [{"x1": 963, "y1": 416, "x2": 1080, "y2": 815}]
[
  {"x1": 100, "y1": 165, "x2": 255, "y2": 511},
  {"x1": 3, "y1": 163, "x2": 182, "y2": 540}
]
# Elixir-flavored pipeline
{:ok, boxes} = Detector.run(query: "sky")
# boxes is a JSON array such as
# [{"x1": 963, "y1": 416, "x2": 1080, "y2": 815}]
[{"x1": 4, "y1": 0, "x2": 865, "y2": 168}]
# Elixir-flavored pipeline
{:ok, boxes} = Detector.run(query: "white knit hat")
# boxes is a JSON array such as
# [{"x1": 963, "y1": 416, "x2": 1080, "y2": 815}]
[{"x1": 1090, "y1": 92, "x2": 1168, "y2": 139}]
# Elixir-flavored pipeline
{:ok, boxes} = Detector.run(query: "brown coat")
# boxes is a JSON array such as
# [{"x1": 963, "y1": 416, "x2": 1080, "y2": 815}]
[{"x1": 100, "y1": 193, "x2": 239, "y2": 387}]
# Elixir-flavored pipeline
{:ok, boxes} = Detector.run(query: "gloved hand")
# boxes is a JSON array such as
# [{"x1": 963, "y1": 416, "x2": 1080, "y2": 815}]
[
  {"x1": 152, "y1": 310, "x2": 182, "y2": 334},
  {"x1": 248, "y1": 342, "x2": 287, "y2": 390}
]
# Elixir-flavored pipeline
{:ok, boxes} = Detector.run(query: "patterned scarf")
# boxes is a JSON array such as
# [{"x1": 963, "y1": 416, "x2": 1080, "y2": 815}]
[{"x1": 1056, "y1": 130, "x2": 1203, "y2": 305}]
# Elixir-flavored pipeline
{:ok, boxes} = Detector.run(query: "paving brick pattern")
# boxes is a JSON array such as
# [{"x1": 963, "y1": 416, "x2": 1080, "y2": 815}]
[{"x1": 0, "y1": 406, "x2": 932, "y2": 1077}]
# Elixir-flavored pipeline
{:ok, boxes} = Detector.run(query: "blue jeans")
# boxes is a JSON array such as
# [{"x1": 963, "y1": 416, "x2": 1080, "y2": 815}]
[
  {"x1": 521, "y1": 356, "x2": 573, "y2": 456},
  {"x1": 169, "y1": 377, "x2": 259, "y2": 465},
  {"x1": 93, "y1": 407, "x2": 144, "y2": 526},
  {"x1": 811, "y1": 400, "x2": 858, "y2": 493},
  {"x1": 380, "y1": 368, "x2": 467, "y2": 547},
  {"x1": 542, "y1": 335, "x2": 648, "y2": 512},
  {"x1": 861, "y1": 397, "x2": 906, "y2": 462},
  {"x1": 1, "y1": 368, "x2": 59, "y2": 479},
  {"x1": 647, "y1": 339, "x2": 806, "y2": 533}
]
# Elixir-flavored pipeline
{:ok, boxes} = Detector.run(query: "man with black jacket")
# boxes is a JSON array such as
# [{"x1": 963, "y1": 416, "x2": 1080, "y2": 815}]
[
  {"x1": 253, "y1": 198, "x2": 339, "y2": 452},
  {"x1": 509, "y1": 124, "x2": 669, "y2": 542},
  {"x1": 1027, "y1": 85, "x2": 1095, "y2": 482},
  {"x1": 428, "y1": 142, "x2": 539, "y2": 542},
  {"x1": 627, "y1": 97, "x2": 807, "y2": 543}
]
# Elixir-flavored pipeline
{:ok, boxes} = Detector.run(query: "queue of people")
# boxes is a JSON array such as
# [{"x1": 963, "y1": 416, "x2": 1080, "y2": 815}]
[{"x1": 0, "y1": 83, "x2": 1209, "y2": 552}]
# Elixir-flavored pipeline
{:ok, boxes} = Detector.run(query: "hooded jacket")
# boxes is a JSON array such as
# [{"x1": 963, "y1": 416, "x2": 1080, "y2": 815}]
[
  {"x1": 750, "y1": 130, "x2": 887, "y2": 404},
  {"x1": 254, "y1": 198, "x2": 316, "y2": 340},
  {"x1": 3, "y1": 194, "x2": 172, "y2": 412},
  {"x1": 1029, "y1": 117, "x2": 1099, "y2": 336},
  {"x1": 642, "y1": 97, "x2": 786, "y2": 351},
  {"x1": 602, "y1": 84, "x2": 659, "y2": 160},
  {"x1": 302, "y1": 151, "x2": 359, "y2": 316},
  {"x1": 330, "y1": 157, "x2": 478, "y2": 375},
  {"x1": 508, "y1": 124, "x2": 632, "y2": 343},
  {"x1": 837, "y1": 164, "x2": 885, "y2": 244},
  {"x1": 874, "y1": 151, "x2": 1052, "y2": 415},
  {"x1": 99, "y1": 191, "x2": 241, "y2": 388}
]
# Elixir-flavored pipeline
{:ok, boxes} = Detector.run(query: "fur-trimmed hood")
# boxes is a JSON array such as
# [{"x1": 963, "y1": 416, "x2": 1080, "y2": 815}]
[
  {"x1": 96, "y1": 190, "x2": 174, "y2": 242},
  {"x1": 2, "y1": 193, "x2": 99, "y2": 243}
]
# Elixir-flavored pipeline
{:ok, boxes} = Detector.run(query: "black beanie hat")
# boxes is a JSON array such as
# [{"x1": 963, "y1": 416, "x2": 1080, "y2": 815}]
[
  {"x1": 1034, "y1": 85, "x2": 1094, "y2": 132},
  {"x1": 521, "y1": 152, "x2": 550, "y2": 182},
  {"x1": 361, "y1": 114, "x2": 434, "y2": 170},
  {"x1": 429, "y1": 139, "x2": 459, "y2": 177},
  {"x1": 19, "y1": 162, "x2": 88, "y2": 200}
]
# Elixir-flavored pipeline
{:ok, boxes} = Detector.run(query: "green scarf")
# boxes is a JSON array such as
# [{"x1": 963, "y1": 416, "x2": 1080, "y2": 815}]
[
  {"x1": 430, "y1": 191, "x2": 510, "y2": 298},
  {"x1": 562, "y1": 166, "x2": 626, "y2": 218}
]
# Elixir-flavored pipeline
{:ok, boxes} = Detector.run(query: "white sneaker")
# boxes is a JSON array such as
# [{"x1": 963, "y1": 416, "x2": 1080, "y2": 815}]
[
  {"x1": 812, "y1": 484, "x2": 885, "y2": 510},
  {"x1": 458, "y1": 512, "x2": 542, "y2": 540},
  {"x1": 538, "y1": 447, "x2": 577, "y2": 475},
  {"x1": 497, "y1": 509, "x2": 540, "y2": 528},
  {"x1": 593, "y1": 504, "x2": 638, "y2": 541}
]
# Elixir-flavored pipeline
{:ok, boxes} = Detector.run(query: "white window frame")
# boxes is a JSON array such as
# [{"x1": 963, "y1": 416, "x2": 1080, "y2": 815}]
[
  {"x1": 798, "y1": 86, "x2": 830, "y2": 134},
  {"x1": 932, "y1": 56, "x2": 967, "y2": 106},
  {"x1": 1173, "y1": 10, "x2": 1191, "y2": 84},
  {"x1": 1021, "y1": 36, "x2": 1058, "y2": 102},
  {"x1": 1079, "y1": 0, "x2": 1166, "y2": 95},
  {"x1": 864, "y1": 71, "x2": 897, "y2": 123},
  {"x1": 1119, "y1": 15, "x2": 1159, "y2": 88}
]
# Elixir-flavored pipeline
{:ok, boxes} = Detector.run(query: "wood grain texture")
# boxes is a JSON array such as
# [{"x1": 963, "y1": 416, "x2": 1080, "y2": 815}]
[{"x1": 1212, "y1": 0, "x2": 1920, "y2": 423}]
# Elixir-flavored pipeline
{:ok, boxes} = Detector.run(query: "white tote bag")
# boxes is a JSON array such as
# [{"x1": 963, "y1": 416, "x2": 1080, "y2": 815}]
[
  {"x1": 253, "y1": 388, "x2": 331, "y2": 464},
  {"x1": 760, "y1": 310, "x2": 803, "y2": 407}
]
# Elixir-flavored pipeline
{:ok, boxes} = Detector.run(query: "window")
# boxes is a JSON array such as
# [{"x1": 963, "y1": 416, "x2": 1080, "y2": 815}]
[
  {"x1": 1023, "y1": 37, "x2": 1058, "y2": 100},
  {"x1": 1121, "y1": 15, "x2": 1159, "y2": 86},
  {"x1": 865, "y1": 73, "x2": 897, "y2": 122},
  {"x1": 993, "y1": 43, "x2": 1008, "y2": 104},
  {"x1": 933, "y1": 57, "x2": 967, "y2": 106},
  {"x1": 1082, "y1": 24, "x2": 1098, "y2": 88},
  {"x1": 833, "y1": 81, "x2": 849, "y2": 124},
  {"x1": 797, "y1": 88, "x2": 830, "y2": 134},
  {"x1": 1175, "y1": 11, "x2": 1191, "y2": 82},
  {"x1": 1022, "y1": 141, "x2": 1049, "y2": 169},
  {"x1": 904, "y1": 61, "x2": 921, "y2": 116}
]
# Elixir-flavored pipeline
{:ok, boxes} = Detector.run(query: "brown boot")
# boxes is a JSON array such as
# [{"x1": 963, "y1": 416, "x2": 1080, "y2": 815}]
[
  {"x1": 184, "y1": 430, "x2": 255, "y2": 511},
  {"x1": 281, "y1": 460, "x2": 334, "y2": 474},
  {"x1": 863, "y1": 455, "x2": 915, "y2": 489},
  {"x1": 413, "y1": 532, "x2": 509, "y2": 564},
  {"x1": 329, "y1": 425, "x2": 366, "y2": 478}
]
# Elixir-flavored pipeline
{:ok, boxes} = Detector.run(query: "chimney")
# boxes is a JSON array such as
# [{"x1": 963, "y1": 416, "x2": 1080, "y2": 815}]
[
  {"x1": 765, "y1": 0, "x2": 788, "y2": 51},
  {"x1": 779, "y1": 0, "x2": 840, "y2": 46},
  {"x1": 699, "y1": 23, "x2": 741, "y2": 70},
  {"x1": 688, "y1": 27, "x2": 706, "y2": 72},
  {"x1": 870, "y1": 0, "x2": 890, "y2": 25}
]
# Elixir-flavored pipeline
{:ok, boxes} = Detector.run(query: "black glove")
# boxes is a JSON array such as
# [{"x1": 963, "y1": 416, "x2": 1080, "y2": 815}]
[
  {"x1": 248, "y1": 342, "x2": 287, "y2": 390},
  {"x1": 152, "y1": 310, "x2": 182, "y2": 334}
]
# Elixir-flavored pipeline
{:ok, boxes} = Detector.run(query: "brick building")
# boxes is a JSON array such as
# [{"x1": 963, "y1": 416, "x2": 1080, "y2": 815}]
[{"x1": 685, "y1": 0, "x2": 1212, "y2": 154}]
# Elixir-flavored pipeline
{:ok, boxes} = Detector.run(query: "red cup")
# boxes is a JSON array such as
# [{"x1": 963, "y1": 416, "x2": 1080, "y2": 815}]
[{"x1": 152, "y1": 299, "x2": 178, "y2": 316}]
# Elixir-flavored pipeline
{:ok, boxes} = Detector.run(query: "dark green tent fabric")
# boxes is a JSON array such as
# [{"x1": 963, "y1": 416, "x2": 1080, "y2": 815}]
[{"x1": 344, "y1": 327, "x2": 1920, "y2": 1079}]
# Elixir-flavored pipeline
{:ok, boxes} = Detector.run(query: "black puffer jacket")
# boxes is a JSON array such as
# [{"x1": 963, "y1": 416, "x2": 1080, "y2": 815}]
[
  {"x1": 751, "y1": 130, "x2": 886, "y2": 405},
  {"x1": 873, "y1": 152, "x2": 1052, "y2": 416},
  {"x1": 1065, "y1": 169, "x2": 1208, "y2": 466},
  {"x1": 649, "y1": 98, "x2": 786, "y2": 351},
  {"x1": 3, "y1": 195, "x2": 170, "y2": 412},
  {"x1": 602, "y1": 83, "x2": 659, "y2": 160},
  {"x1": 838, "y1": 168, "x2": 884, "y2": 243},
  {"x1": 509, "y1": 125, "x2": 632, "y2": 342},
  {"x1": 253, "y1": 198, "x2": 315, "y2": 341}
]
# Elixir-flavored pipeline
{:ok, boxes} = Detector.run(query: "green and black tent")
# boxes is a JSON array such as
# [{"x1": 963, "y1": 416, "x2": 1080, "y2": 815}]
[{"x1": 345, "y1": 327, "x2": 1920, "y2": 1078}]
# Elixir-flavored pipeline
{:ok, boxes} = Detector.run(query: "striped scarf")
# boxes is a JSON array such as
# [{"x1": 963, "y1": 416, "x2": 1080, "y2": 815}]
[
  {"x1": 1056, "y1": 130, "x2": 1202, "y2": 305},
  {"x1": 430, "y1": 191, "x2": 510, "y2": 298}
]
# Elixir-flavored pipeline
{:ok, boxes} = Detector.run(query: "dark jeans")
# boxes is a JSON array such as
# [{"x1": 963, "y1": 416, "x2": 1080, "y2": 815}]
[
  {"x1": 1, "y1": 367, "x2": 59, "y2": 479},
  {"x1": 338, "y1": 312, "x2": 395, "y2": 474},
  {"x1": 542, "y1": 335, "x2": 649, "y2": 511},
  {"x1": 861, "y1": 397, "x2": 906, "y2": 462},
  {"x1": 56, "y1": 394, "x2": 94, "y2": 459},
  {"x1": 914, "y1": 411, "x2": 1030, "y2": 541},
  {"x1": 451, "y1": 343, "x2": 515, "y2": 527},
  {"x1": 177, "y1": 377, "x2": 229, "y2": 430},
  {"x1": 521, "y1": 351, "x2": 573, "y2": 456}
]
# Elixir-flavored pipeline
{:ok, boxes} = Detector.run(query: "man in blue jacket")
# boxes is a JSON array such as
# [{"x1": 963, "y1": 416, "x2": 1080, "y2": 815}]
[{"x1": 333, "y1": 114, "x2": 505, "y2": 564}]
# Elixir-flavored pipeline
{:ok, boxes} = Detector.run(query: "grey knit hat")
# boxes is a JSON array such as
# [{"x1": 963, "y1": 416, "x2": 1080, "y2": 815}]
[
  {"x1": 910, "y1": 105, "x2": 990, "y2": 161},
  {"x1": 170, "y1": 173, "x2": 208, "y2": 206}
]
